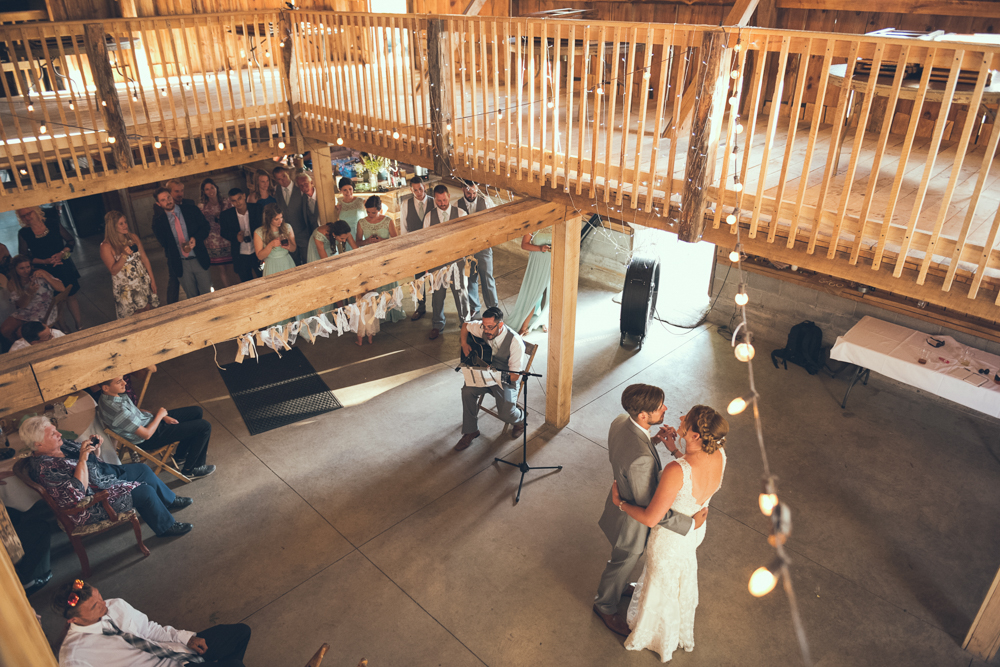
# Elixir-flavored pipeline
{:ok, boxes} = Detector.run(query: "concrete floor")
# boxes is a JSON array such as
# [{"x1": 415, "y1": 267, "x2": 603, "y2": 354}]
[{"x1": 19, "y1": 226, "x2": 1000, "y2": 667}]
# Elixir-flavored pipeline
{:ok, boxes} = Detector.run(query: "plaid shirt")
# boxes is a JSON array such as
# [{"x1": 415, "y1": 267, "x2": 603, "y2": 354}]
[{"x1": 98, "y1": 393, "x2": 153, "y2": 445}]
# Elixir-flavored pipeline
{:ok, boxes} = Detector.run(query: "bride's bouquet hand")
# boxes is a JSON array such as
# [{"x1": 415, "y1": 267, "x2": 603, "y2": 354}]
[{"x1": 611, "y1": 480, "x2": 621, "y2": 506}]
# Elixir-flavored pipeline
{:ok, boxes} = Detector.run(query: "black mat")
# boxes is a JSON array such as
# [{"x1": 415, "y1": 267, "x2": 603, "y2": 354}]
[{"x1": 219, "y1": 347, "x2": 342, "y2": 436}]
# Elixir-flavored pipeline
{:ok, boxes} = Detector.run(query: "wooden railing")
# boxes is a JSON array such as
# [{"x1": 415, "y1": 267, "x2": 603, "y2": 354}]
[
  {"x1": 292, "y1": 13, "x2": 1000, "y2": 319},
  {"x1": 0, "y1": 11, "x2": 290, "y2": 209}
]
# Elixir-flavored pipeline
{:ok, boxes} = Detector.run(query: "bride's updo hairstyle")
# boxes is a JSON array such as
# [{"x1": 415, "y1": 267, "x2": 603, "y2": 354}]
[{"x1": 686, "y1": 405, "x2": 728, "y2": 454}]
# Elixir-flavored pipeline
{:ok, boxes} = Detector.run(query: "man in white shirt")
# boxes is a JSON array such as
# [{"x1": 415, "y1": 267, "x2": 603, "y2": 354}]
[
  {"x1": 455, "y1": 180, "x2": 498, "y2": 316},
  {"x1": 399, "y1": 176, "x2": 431, "y2": 320},
  {"x1": 455, "y1": 306, "x2": 525, "y2": 451},
  {"x1": 272, "y1": 166, "x2": 306, "y2": 264},
  {"x1": 8, "y1": 321, "x2": 64, "y2": 352},
  {"x1": 219, "y1": 188, "x2": 263, "y2": 283},
  {"x1": 423, "y1": 184, "x2": 471, "y2": 340},
  {"x1": 55, "y1": 579, "x2": 252, "y2": 667},
  {"x1": 295, "y1": 171, "x2": 320, "y2": 253}
]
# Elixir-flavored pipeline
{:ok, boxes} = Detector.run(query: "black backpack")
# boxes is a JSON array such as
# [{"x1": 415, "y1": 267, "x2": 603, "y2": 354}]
[{"x1": 771, "y1": 321, "x2": 825, "y2": 375}]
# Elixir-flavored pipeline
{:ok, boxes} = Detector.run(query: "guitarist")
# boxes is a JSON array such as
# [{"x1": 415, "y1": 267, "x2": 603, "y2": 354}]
[{"x1": 455, "y1": 306, "x2": 526, "y2": 452}]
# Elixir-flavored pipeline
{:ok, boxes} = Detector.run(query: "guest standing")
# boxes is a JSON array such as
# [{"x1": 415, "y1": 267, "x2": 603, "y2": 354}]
[
  {"x1": 157, "y1": 179, "x2": 197, "y2": 304},
  {"x1": 15, "y1": 206, "x2": 82, "y2": 329},
  {"x1": 254, "y1": 203, "x2": 297, "y2": 276},
  {"x1": 1, "y1": 255, "x2": 64, "y2": 342},
  {"x1": 293, "y1": 171, "x2": 320, "y2": 259},
  {"x1": 219, "y1": 188, "x2": 263, "y2": 283},
  {"x1": 199, "y1": 178, "x2": 237, "y2": 288},
  {"x1": 247, "y1": 169, "x2": 276, "y2": 206},
  {"x1": 357, "y1": 195, "x2": 405, "y2": 323},
  {"x1": 506, "y1": 228, "x2": 552, "y2": 336},
  {"x1": 272, "y1": 166, "x2": 306, "y2": 264},
  {"x1": 334, "y1": 177, "x2": 366, "y2": 243},
  {"x1": 152, "y1": 185, "x2": 212, "y2": 302},
  {"x1": 422, "y1": 185, "x2": 470, "y2": 340},
  {"x1": 455, "y1": 180, "x2": 498, "y2": 317},
  {"x1": 399, "y1": 175, "x2": 432, "y2": 320},
  {"x1": 307, "y1": 219, "x2": 358, "y2": 263},
  {"x1": 99, "y1": 211, "x2": 158, "y2": 319}
]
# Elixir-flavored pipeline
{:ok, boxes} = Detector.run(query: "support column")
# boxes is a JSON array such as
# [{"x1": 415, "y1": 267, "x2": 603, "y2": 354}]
[
  {"x1": 545, "y1": 214, "x2": 582, "y2": 429},
  {"x1": 0, "y1": 543, "x2": 57, "y2": 667},
  {"x1": 678, "y1": 28, "x2": 727, "y2": 243},
  {"x1": 279, "y1": 12, "x2": 305, "y2": 155},
  {"x1": 304, "y1": 137, "x2": 336, "y2": 224},
  {"x1": 84, "y1": 23, "x2": 134, "y2": 172},
  {"x1": 965, "y1": 566, "x2": 1000, "y2": 661},
  {"x1": 427, "y1": 19, "x2": 454, "y2": 176}
]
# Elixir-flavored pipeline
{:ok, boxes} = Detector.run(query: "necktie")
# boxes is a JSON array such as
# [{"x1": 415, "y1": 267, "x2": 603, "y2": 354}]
[
  {"x1": 171, "y1": 212, "x2": 189, "y2": 258},
  {"x1": 103, "y1": 618, "x2": 204, "y2": 663}
]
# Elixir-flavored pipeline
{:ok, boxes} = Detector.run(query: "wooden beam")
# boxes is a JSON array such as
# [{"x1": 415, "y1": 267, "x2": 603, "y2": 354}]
[
  {"x1": 965, "y1": 565, "x2": 1000, "y2": 661},
  {"x1": 304, "y1": 137, "x2": 336, "y2": 226},
  {"x1": 279, "y1": 12, "x2": 304, "y2": 155},
  {"x1": 427, "y1": 18, "x2": 453, "y2": 177},
  {"x1": 725, "y1": 0, "x2": 761, "y2": 26},
  {"x1": 678, "y1": 28, "x2": 727, "y2": 244},
  {"x1": 83, "y1": 23, "x2": 133, "y2": 172},
  {"x1": 757, "y1": 0, "x2": 777, "y2": 28},
  {"x1": 775, "y1": 0, "x2": 1000, "y2": 19},
  {"x1": 0, "y1": 544, "x2": 58, "y2": 667},
  {"x1": 546, "y1": 214, "x2": 582, "y2": 429},
  {"x1": 0, "y1": 198, "x2": 568, "y2": 417},
  {"x1": 463, "y1": 0, "x2": 488, "y2": 16}
]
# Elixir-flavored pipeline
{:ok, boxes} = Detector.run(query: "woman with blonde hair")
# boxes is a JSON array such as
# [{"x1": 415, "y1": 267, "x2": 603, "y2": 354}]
[
  {"x1": 100, "y1": 211, "x2": 158, "y2": 319},
  {"x1": 1, "y1": 254, "x2": 64, "y2": 341},
  {"x1": 253, "y1": 203, "x2": 296, "y2": 276},
  {"x1": 611, "y1": 404, "x2": 729, "y2": 662},
  {"x1": 198, "y1": 177, "x2": 237, "y2": 288},
  {"x1": 15, "y1": 205, "x2": 82, "y2": 329},
  {"x1": 247, "y1": 169, "x2": 276, "y2": 206}
]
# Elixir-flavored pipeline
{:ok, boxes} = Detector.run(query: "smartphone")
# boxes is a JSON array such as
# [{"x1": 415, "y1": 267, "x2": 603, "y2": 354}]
[{"x1": 281, "y1": 238, "x2": 289, "y2": 247}]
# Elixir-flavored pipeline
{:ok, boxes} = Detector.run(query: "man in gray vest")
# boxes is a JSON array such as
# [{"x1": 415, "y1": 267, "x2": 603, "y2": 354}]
[
  {"x1": 423, "y1": 184, "x2": 470, "y2": 340},
  {"x1": 400, "y1": 176, "x2": 432, "y2": 320},
  {"x1": 593, "y1": 384, "x2": 707, "y2": 636},
  {"x1": 456, "y1": 180, "x2": 498, "y2": 317},
  {"x1": 455, "y1": 306, "x2": 525, "y2": 451},
  {"x1": 273, "y1": 166, "x2": 307, "y2": 264}
]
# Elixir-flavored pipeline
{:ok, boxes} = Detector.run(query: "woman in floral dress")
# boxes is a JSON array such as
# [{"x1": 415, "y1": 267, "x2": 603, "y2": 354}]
[
  {"x1": 1, "y1": 255, "x2": 65, "y2": 341},
  {"x1": 199, "y1": 178, "x2": 236, "y2": 288},
  {"x1": 100, "y1": 211, "x2": 158, "y2": 319}
]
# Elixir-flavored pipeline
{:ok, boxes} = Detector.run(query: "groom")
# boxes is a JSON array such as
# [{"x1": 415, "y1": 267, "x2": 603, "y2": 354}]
[{"x1": 594, "y1": 383, "x2": 707, "y2": 636}]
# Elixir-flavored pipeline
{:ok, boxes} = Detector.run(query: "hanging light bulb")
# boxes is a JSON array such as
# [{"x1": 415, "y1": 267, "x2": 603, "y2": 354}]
[
  {"x1": 734, "y1": 182, "x2": 744, "y2": 192},
  {"x1": 497, "y1": 110, "x2": 503, "y2": 120},
  {"x1": 729, "y1": 248, "x2": 740, "y2": 262},
  {"x1": 278, "y1": 141, "x2": 286, "y2": 149},
  {"x1": 392, "y1": 128, "x2": 400, "y2": 139},
  {"x1": 160, "y1": 88, "x2": 166, "y2": 97},
  {"x1": 643, "y1": 69, "x2": 651, "y2": 79},
  {"x1": 759, "y1": 492, "x2": 778, "y2": 517},
  {"x1": 68, "y1": 99, "x2": 75, "y2": 110},
  {"x1": 154, "y1": 137, "x2": 162, "y2": 149},
  {"x1": 279, "y1": 40, "x2": 285, "y2": 47},
  {"x1": 19, "y1": 168, "x2": 28, "y2": 175},
  {"x1": 39, "y1": 124, "x2": 47, "y2": 135},
  {"x1": 734, "y1": 43, "x2": 742, "y2": 53},
  {"x1": 596, "y1": 87, "x2": 604, "y2": 95},
  {"x1": 547, "y1": 101, "x2": 554, "y2": 109},
  {"x1": 729, "y1": 96, "x2": 739, "y2": 106},
  {"x1": 108, "y1": 136, "x2": 116, "y2": 144},
  {"x1": 749, "y1": 564, "x2": 779, "y2": 597},
  {"x1": 102, "y1": 100, "x2": 107, "y2": 107},
  {"x1": 336, "y1": 137, "x2": 343, "y2": 145},
  {"x1": 735, "y1": 123, "x2": 745, "y2": 134},
  {"x1": 727, "y1": 395, "x2": 750, "y2": 415},
  {"x1": 731, "y1": 70, "x2": 739, "y2": 79},
  {"x1": 726, "y1": 213, "x2": 737, "y2": 225},
  {"x1": 218, "y1": 142, "x2": 225, "y2": 150},
  {"x1": 132, "y1": 89, "x2": 139, "y2": 102},
  {"x1": 445, "y1": 122, "x2": 452, "y2": 131},
  {"x1": 735, "y1": 289, "x2": 749, "y2": 306},
  {"x1": 735, "y1": 342, "x2": 755, "y2": 362}
]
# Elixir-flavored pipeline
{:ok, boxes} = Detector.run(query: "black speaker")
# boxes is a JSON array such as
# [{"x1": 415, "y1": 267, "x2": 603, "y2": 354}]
[{"x1": 620, "y1": 256, "x2": 660, "y2": 350}]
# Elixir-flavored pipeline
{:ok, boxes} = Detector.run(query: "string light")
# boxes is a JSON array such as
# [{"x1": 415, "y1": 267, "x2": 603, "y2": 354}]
[
  {"x1": 26, "y1": 98, "x2": 34, "y2": 112},
  {"x1": 749, "y1": 562, "x2": 780, "y2": 597},
  {"x1": 336, "y1": 137, "x2": 343, "y2": 145},
  {"x1": 735, "y1": 123, "x2": 745, "y2": 134},
  {"x1": 108, "y1": 136, "x2": 116, "y2": 144},
  {"x1": 160, "y1": 88, "x2": 167, "y2": 97},
  {"x1": 735, "y1": 289, "x2": 749, "y2": 306},
  {"x1": 728, "y1": 247, "x2": 741, "y2": 262},
  {"x1": 734, "y1": 342, "x2": 755, "y2": 362},
  {"x1": 727, "y1": 394, "x2": 753, "y2": 415},
  {"x1": 68, "y1": 100, "x2": 75, "y2": 110},
  {"x1": 154, "y1": 137, "x2": 162, "y2": 149},
  {"x1": 217, "y1": 142, "x2": 225, "y2": 150},
  {"x1": 392, "y1": 128, "x2": 400, "y2": 139},
  {"x1": 102, "y1": 100, "x2": 107, "y2": 107},
  {"x1": 278, "y1": 141, "x2": 286, "y2": 149},
  {"x1": 726, "y1": 213, "x2": 737, "y2": 225},
  {"x1": 39, "y1": 124, "x2": 47, "y2": 135},
  {"x1": 731, "y1": 70, "x2": 739, "y2": 79},
  {"x1": 759, "y1": 491, "x2": 778, "y2": 516},
  {"x1": 19, "y1": 168, "x2": 27, "y2": 175}
]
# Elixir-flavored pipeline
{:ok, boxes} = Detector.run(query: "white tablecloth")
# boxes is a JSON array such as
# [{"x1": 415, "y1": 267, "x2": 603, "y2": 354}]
[
  {"x1": 0, "y1": 393, "x2": 120, "y2": 512},
  {"x1": 830, "y1": 316, "x2": 1000, "y2": 419}
]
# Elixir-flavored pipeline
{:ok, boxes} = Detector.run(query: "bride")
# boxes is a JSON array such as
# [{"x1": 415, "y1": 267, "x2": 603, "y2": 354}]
[{"x1": 611, "y1": 405, "x2": 729, "y2": 662}]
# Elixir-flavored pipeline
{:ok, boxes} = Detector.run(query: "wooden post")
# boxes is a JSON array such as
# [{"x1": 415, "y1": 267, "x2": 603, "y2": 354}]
[
  {"x1": 279, "y1": 12, "x2": 305, "y2": 155},
  {"x1": 304, "y1": 137, "x2": 336, "y2": 225},
  {"x1": 427, "y1": 19, "x2": 453, "y2": 176},
  {"x1": 545, "y1": 214, "x2": 582, "y2": 429},
  {"x1": 678, "y1": 29, "x2": 727, "y2": 244},
  {"x1": 0, "y1": 540, "x2": 58, "y2": 667},
  {"x1": 84, "y1": 23, "x2": 134, "y2": 172},
  {"x1": 965, "y1": 565, "x2": 1000, "y2": 661}
]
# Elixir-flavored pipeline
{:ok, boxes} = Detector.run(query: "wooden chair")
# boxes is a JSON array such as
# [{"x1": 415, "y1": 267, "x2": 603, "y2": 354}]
[
  {"x1": 477, "y1": 341, "x2": 539, "y2": 436},
  {"x1": 44, "y1": 286, "x2": 71, "y2": 329},
  {"x1": 304, "y1": 644, "x2": 329, "y2": 667},
  {"x1": 13, "y1": 459, "x2": 150, "y2": 577},
  {"x1": 105, "y1": 428, "x2": 192, "y2": 484}
]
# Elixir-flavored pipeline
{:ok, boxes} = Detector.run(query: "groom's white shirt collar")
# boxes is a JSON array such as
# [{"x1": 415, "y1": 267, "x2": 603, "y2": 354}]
[{"x1": 628, "y1": 417, "x2": 650, "y2": 441}]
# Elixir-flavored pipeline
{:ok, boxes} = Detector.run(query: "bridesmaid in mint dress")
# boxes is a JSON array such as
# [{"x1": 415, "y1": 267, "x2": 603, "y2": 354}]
[
  {"x1": 357, "y1": 196, "x2": 406, "y2": 323},
  {"x1": 305, "y1": 219, "x2": 358, "y2": 315},
  {"x1": 505, "y1": 227, "x2": 552, "y2": 335},
  {"x1": 254, "y1": 203, "x2": 297, "y2": 325},
  {"x1": 335, "y1": 177, "x2": 367, "y2": 241}
]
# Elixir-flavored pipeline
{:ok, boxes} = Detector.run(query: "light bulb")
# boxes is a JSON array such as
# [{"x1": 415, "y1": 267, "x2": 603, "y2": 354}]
[
  {"x1": 132, "y1": 91, "x2": 138, "y2": 101},
  {"x1": 497, "y1": 111, "x2": 503, "y2": 120},
  {"x1": 68, "y1": 100, "x2": 75, "y2": 110},
  {"x1": 39, "y1": 124, "x2": 47, "y2": 134},
  {"x1": 336, "y1": 137, "x2": 343, "y2": 145},
  {"x1": 735, "y1": 343, "x2": 755, "y2": 362},
  {"x1": 154, "y1": 138, "x2": 162, "y2": 148},
  {"x1": 596, "y1": 87, "x2": 604, "y2": 95},
  {"x1": 729, "y1": 249, "x2": 740, "y2": 262},
  {"x1": 27, "y1": 101, "x2": 34, "y2": 112},
  {"x1": 749, "y1": 566, "x2": 778, "y2": 597},
  {"x1": 392, "y1": 129, "x2": 400, "y2": 139},
  {"x1": 108, "y1": 136, "x2": 116, "y2": 144},
  {"x1": 265, "y1": 50, "x2": 271, "y2": 58},
  {"x1": 547, "y1": 101, "x2": 554, "y2": 108},
  {"x1": 726, "y1": 213, "x2": 737, "y2": 225},
  {"x1": 160, "y1": 88, "x2": 166, "y2": 96},
  {"x1": 19, "y1": 168, "x2": 27, "y2": 175},
  {"x1": 446, "y1": 123, "x2": 452, "y2": 131},
  {"x1": 734, "y1": 43, "x2": 742, "y2": 53},
  {"x1": 278, "y1": 141, "x2": 285, "y2": 149},
  {"x1": 729, "y1": 96, "x2": 738, "y2": 106},
  {"x1": 102, "y1": 100, "x2": 107, "y2": 107},
  {"x1": 279, "y1": 41, "x2": 285, "y2": 47},
  {"x1": 727, "y1": 396, "x2": 747, "y2": 415},
  {"x1": 735, "y1": 124, "x2": 744, "y2": 134},
  {"x1": 735, "y1": 291, "x2": 749, "y2": 306},
  {"x1": 759, "y1": 493, "x2": 778, "y2": 516},
  {"x1": 734, "y1": 182, "x2": 744, "y2": 192},
  {"x1": 643, "y1": 70, "x2": 650, "y2": 79},
  {"x1": 218, "y1": 142, "x2": 225, "y2": 150},
  {"x1": 731, "y1": 70, "x2": 739, "y2": 79}
]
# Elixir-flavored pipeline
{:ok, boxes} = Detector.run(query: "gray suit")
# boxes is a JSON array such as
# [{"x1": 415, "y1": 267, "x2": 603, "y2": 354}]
[
  {"x1": 275, "y1": 183, "x2": 309, "y2": 264},
  {"x1": 594, "y1": 414, "x2": 693, "y2": 615}
]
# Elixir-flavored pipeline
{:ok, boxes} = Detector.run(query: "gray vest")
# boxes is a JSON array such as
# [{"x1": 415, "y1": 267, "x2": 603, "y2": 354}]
[
  {"x1": 457, "y1": 195, "x2": 488, "y2": 214},
  {"x1": 404, "y1": 196, "x2": 429, "y2": 233},
  {"x1": 490, "y1": 326, "x2": 520, "y2": 372},
  {"x1": 424, "y1": 205, "x2": 462, "y2": 227}
]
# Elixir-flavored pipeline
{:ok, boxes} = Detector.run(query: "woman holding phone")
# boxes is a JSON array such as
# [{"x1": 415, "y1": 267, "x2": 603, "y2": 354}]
[
  {"x1": 254, "y1": 203, "x2": 297, "y2": 277},
  {"x1": 100, "y1": 211, "x2": 158, "y2": 319}
]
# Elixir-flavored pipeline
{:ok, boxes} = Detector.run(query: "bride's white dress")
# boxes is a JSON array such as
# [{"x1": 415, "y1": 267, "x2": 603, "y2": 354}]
[{"x1": 625, "y1": 450, "x2": 727, "y2": 662}]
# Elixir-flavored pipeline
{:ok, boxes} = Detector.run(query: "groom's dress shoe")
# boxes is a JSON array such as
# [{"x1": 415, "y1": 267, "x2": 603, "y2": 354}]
[
  {"x1": 593, "y1": 604, "x2": 630, "y2": 637},
  {"x1": 622, "y1": 582, "x2": 638, "y2": 598},
  {"x1": 455, "y1": 431, "x2": 480, "y2": 451}
]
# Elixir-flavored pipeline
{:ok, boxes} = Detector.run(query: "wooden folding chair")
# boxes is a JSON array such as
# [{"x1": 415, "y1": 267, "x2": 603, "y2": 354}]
[
  {"x1": 44, "y1": 286, "x2": 71, "y2": 328},
  {"x1": 104, "y1": 426, "x2": 192, "y2": 484},
  {"x1": 477, "y1": 341, "x2": 539, "y2": 435}
]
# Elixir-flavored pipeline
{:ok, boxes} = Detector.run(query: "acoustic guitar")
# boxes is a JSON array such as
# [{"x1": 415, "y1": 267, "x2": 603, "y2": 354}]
[{"x1": 460, "y1": 334, "x2": 493, "y2": 368}]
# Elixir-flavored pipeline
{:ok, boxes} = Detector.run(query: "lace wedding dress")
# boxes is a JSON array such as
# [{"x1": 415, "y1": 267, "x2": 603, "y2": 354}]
[{"x1": 625, "y1": 450, "x2": 727, "y2": 662}]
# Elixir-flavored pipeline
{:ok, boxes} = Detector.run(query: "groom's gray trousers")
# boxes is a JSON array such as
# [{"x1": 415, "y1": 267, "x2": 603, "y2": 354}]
[{"x1": 595, "y1": 547, "x2": 643, "y2": 615}]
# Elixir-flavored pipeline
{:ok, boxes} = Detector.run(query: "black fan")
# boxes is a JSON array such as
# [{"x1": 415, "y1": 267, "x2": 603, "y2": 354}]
[{"x1": 620, "y1": 256, "x2": 660, "y2": 350}]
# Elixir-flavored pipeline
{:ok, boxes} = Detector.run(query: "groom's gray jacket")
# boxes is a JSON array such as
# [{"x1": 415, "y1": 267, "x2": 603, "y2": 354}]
[{"x1": 599, "y1": 414, "x2": 693, "y2": 554}]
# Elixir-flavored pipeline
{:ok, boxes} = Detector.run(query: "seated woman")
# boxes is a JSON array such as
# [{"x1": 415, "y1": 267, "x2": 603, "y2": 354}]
[
  {"x1": 1, "y1": 255, "x2": 64, "y2": 342},
  {"x1": 100, "y1": 211, "x2": 158, "y2": 319},
  {"x1": 19, "y1": 416, "x2": 193, "y2": 537},
  {"x1": 16, "y1": 205, "x2": 82, "y2": 329}
]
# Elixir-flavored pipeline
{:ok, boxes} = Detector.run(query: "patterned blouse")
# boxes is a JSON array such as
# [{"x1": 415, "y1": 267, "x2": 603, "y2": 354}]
[{"x1": 27, "y1": 440, "x2": 138, "y2": 526}]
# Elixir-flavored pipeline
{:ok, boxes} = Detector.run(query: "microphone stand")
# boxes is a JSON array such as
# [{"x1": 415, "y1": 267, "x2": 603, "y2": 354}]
[{"x1": 494, "y1": 368, "x2": 563, "y2": 504}]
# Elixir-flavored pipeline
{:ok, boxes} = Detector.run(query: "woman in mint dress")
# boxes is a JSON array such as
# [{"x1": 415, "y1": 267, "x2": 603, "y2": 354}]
[
  {"x1": 254, "y1": 204, "x2": 297, "y2": 326},
  {"x1": 334, "y1": 177, "x2": 367, "y2": 241},
  {"x1": 505, "y1": 227, "x2": 552, "y2": 335},
  {"x1": 357, "y1": 196, "x2": 406, "y2": 323},
  {"x1": 305, "y1": 220, "x2": 358, "y2": 316}
]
